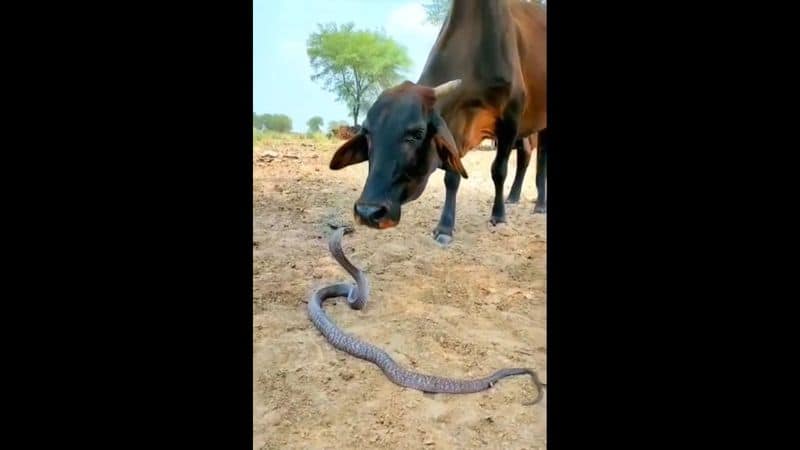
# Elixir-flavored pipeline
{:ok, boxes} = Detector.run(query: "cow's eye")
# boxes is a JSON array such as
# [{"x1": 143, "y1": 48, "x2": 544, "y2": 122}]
[{"x1": 405, "y1": 128, "x2": 425, "y2": 142}]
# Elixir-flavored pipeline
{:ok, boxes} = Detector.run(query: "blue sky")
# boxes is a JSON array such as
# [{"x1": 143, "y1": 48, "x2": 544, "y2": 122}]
[{"x1": 253, "y1": 0, "x2": 441, "y2": 132}]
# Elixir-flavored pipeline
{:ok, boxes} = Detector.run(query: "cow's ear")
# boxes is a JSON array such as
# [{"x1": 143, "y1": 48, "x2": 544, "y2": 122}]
[
  {"x1": 330, "y1": 133, "x2": 368, "y2": 170},
  {"x1": 430, "y1": 112, "x2": 468, "y2": 179}
]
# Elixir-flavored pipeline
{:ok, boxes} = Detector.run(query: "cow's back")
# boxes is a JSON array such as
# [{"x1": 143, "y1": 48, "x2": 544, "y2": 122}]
[{"x1": 511, "y1": 1, "x2": 547, "y2": 135}]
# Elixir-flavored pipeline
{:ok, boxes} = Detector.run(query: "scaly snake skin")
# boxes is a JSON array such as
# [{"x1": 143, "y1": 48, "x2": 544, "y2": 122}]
[{"x1": 308, "y1": 227, "x2": 545, "y2": 404}]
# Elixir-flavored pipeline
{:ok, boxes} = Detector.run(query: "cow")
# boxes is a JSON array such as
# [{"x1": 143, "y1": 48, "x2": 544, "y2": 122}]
[
  {"x1": 330, "y1": 125, "x2": 362, "y2": 140},
  {"x1": 329, "y1": 0, "x2": 546, "y2": 245},
  {"x1": 470, "y1": 133, "x2": 538, "y2": 203},
  {"x1": 507, "y1": 133, "x2": 544, "y2": 206}
]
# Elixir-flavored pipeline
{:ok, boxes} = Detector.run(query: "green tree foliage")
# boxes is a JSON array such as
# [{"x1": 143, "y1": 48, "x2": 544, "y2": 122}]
[
  {"x1": 253, "y1": 112, "x2": 266, "y2": 129},
  {"x1": 422, "y1": 0, "x2": 451, "y2": 25},
  {"x1": 253, "y1": 113, "x2": 293, "y2": 132},
  {"x1": 307, "y1": 23, "x2": 412, "y2": 126},
  {"x1": 306, "y1": 116, "x2": 324, "y2": 133},
  {"x1": 422, "y1": 0, "x2": 545, "y2": 25}
]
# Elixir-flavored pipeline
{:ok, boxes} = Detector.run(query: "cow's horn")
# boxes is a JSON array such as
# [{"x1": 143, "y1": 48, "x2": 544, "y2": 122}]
[{"x1": 432, "y1": 79, "x2": 462, "y2": 98}]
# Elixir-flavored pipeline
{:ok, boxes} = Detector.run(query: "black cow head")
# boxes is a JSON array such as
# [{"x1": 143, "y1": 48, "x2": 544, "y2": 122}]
[{"x1": 329, "y1": 80, "x2": 467, "y2": 229}]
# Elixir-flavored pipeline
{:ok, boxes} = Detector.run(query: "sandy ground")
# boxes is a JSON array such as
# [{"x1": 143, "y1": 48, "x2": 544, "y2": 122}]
[{"x1": 253, "y1": 136, "x2": 546, "y2": 450}]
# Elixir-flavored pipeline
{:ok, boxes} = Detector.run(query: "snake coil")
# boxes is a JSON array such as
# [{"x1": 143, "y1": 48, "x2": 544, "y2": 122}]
[{"x1": 307, "y1": 227, "x2": 545, "y2": 404}]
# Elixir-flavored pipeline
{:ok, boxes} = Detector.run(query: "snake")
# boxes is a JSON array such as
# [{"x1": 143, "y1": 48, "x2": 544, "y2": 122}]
[{"x1": 307, "y1": 226, "x2": 546, "y2": 405}]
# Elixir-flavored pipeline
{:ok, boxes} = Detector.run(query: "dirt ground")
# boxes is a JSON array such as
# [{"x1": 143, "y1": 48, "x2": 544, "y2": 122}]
[{"x1": 253, "y1": 136, "x2": 546, "y2": 450}]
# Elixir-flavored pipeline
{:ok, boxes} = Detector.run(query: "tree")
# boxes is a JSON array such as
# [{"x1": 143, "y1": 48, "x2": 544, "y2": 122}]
[
  {"x1": 327, "y1": 120, "x2": 349, "y2": 134},
  {"x1": 253, "y1": 113, "x2": 293, "y2": 132},
  {"x1": 422, "y1": 0, "x2": 545, "y2": 25},
  {"x1": 253, "y1": 112, "x2": 266, "y2": 130},
  {"x1": 422, "y1": 0, "x2": 451, "y2": 25},
  {"x1": 266, "y1": 114, "x2": 292, "y2": 132},
  {"x1": 306, "y1": 116, "x2": 324, "y2": 134},
  {"x1": 307, "y1": 23, "x2": 412, "y2": 126}
]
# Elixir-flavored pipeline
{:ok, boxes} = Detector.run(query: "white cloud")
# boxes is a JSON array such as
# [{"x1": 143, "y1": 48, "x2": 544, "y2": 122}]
[{"x1": 386, "y1": 2, "x2": 440, "y2": 40}]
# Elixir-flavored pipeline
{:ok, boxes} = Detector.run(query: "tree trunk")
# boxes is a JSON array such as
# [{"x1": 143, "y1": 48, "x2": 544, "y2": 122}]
[
  {"x1": 353, "y1": 94, "x2": 360, "y2": 126},
  {"x1": 353, "y1": 69, "x2": 362, "y2": 126}
]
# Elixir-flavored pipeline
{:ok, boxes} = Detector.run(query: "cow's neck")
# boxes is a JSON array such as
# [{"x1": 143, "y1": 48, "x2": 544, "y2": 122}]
[
  {"x1": 418, "y1": 0, "x2": 514, "y2": 86},
  {"x1": 449, "y1": 0, "x2": 508, "y2": 26},
  {"x1": 417, "y1": 0, "x2": 517, "y2": 153}
]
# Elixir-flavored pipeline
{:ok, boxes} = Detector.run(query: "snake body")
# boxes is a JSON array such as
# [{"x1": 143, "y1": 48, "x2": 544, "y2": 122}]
[{"x1": 308, "y1": 227, "x2": 545, "y2": 404}]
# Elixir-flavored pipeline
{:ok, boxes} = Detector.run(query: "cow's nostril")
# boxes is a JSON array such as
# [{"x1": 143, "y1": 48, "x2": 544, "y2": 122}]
[
  {"x1": 355, "y1": 204, "x2": 388, "y2": 223},
  {"x1": 370, "y1": 205, "x2": 387, "y2": 221}
]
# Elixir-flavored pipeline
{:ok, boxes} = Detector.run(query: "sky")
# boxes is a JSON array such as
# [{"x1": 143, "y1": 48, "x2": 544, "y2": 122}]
[{"x1": 253, "y1": 0, "x2": 441, "y2": 132}]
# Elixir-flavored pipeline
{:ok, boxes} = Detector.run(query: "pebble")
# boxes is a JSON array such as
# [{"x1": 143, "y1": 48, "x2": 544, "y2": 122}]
[{"x1": 340, "y1": 371, "x2": 354, "y2": 381}]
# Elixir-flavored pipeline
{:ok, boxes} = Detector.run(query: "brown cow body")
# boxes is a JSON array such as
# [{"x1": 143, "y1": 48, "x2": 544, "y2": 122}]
[
  {"x1": 329, "y1": 0, "x2": 547, "y2": 245},
  {"x1": 332, "y1": 125, "x2": 362, "y2": 140},
  {"x1": 419, "y1": 0, "x2": 546, "y2": 153},
  {"x1": 420, "y1": 0, "x2": 547, "y2": 243}
]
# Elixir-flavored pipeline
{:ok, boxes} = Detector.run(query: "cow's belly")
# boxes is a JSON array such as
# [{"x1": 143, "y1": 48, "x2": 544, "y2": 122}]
[{"x1": 519, "y1": 105, "x2": 546, "y2": 136}]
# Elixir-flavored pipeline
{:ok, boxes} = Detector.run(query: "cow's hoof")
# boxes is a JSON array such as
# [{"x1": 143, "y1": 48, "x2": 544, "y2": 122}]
[
  {"x1": 533, "y1": 204, "x2": 547, "y2": 214},
  {"x1": 434, "y1": 233, "x2": 454, "y2": 247},
  {"x1": 505, "y1": 195, "x2": 521, "y2": 204},
  {"x1": 488, "y1": 221, "x2": 510, "y2": 235},
  {"x1": 490, "y1": 215, "x2": 507, "y2": 226}
]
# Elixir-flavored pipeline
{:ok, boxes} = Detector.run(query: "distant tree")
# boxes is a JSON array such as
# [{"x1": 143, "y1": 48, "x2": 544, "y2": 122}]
[
  {"x1": 253, "y1": 113, "x2": 292, "y2": 132},
  {"x1": 253, "y1": 112, "x2": 266, "y2": 130},
  {"x1": 423, "y1": 0, "x2": 545, "y2": 25},
  {"x1": 327, "y1": 120, "x2": 349, "y2": 133},
  {"x1": 306, "y1": 116, "x2": 324, "y2": 134},
  {"x1": 307, "y1": 23, "x2": 412, "y2": 126},
  {"x1": 266, "y1": 114, "x2": 292, "y2": 133}
]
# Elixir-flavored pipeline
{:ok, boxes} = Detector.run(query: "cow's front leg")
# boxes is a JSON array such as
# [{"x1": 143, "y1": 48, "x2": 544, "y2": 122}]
[
  {"x1": 490, "y1": 120, "x2": 519, "y2": 225},
  {"x1": 433, "y1": 170, "x2": 461, "y2": 246}
]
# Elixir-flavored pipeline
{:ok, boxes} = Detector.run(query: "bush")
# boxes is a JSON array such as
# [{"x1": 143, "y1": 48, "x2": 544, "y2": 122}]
[
  {"x1": 253, "y1": 113, "x2": 293, "y2": 133},
  {"x1": 305, "y1": 131, "x2": 330, "y2": 142},
  {"x1": 253, "y1": 128, "x2": 268, "y2": 146}
]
